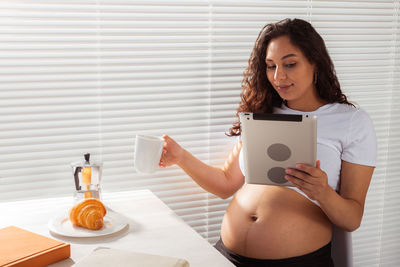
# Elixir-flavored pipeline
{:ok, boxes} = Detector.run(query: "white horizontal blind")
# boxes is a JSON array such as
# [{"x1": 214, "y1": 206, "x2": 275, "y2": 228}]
[
  {"x1": 0, "y1": 1, "x2": 399, "y2": 266},
  {"x1": 94, "y1": 1, "x2": 213, "y2": 237},
  {"x1": 380, "y1": 1, "x2": 400, "y2": 266},
  {"x1": 0, "y1": 0, "x2": 215, "y2": 238},
  {"x1": 0, "y1": 1, "x2": 103, "y2": 201},
  {"x1": 309, "y1": 1, "x2": 399, "y2": 266}
]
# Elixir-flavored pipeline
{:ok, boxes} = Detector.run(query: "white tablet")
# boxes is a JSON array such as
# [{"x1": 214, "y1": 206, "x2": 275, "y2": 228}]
[{"x1": 240, "y1": 112, "x2": 317, "y2": 186}]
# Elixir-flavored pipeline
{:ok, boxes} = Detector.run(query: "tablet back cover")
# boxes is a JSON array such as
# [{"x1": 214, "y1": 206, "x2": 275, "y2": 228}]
[{"x1": 240, "y1": 113, "x2": 317, "y2": 186}]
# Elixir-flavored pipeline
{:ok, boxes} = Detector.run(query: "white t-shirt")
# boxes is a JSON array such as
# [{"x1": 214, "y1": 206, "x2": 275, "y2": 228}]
[{"x1": 238, "y1": 102, "x2": 377, "y2": 204}]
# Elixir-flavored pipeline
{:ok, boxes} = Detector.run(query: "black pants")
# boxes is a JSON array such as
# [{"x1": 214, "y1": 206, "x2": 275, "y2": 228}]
[{"x1": 214, "y1": 238, "x2": 334, "y2": 267}]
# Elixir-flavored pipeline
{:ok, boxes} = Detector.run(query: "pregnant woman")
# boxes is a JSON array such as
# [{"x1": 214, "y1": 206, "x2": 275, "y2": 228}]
[{"x1": 159, "y1": 18, "x2": 376, "y2": 267}]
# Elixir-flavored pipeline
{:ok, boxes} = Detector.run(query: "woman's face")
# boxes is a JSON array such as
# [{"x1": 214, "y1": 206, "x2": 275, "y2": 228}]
[{"x1": 265, "y1": 35, "x2": 317, "y2": 108}]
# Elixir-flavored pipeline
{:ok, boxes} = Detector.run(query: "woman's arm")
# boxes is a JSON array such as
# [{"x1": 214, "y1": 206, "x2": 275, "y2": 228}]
[
  {"x1": 319, "y1": 161, "x2": 374, "y2": 231},
  {"x1": 159, "y1": 135, "x2": 245, "y2": 199},
  {"x1": 285, "y1": 160, "x2": 374, "y2": 232}
]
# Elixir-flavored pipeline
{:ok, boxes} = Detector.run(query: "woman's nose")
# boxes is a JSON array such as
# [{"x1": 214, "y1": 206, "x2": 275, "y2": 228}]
[{"x1": 274, "y1": 67, "x2": 286, "y2": 81}]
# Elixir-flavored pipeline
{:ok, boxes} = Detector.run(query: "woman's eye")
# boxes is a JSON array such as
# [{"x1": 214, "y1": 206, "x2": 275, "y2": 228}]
[
  {"x1": 266, "y1": 65, "x2": 276, "y2": 70},
  {"x1": 285, "y1": 63, "x2": 296, "y2": 68}
]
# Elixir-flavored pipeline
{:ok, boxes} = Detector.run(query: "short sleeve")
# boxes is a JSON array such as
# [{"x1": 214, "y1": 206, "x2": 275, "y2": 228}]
[{"x1": 341, "y1": 108, "x2": 377, "y2": 167}]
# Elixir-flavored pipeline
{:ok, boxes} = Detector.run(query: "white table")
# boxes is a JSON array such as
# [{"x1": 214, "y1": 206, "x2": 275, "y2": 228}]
[{"x1": 0, "y1": 190, "x2": 234, "y2": 267}]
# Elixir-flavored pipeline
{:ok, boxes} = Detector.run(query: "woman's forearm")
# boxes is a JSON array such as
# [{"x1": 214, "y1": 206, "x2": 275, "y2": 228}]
[
  {"x1": 318, "y1": 162, "x2": 374, "y2": 232},
  {"x1": 177, "y1": 149, "x2": 236, "y2": 199},
  {"x1": 318, "y1": 188, "x2": 363, "y2": 232}
]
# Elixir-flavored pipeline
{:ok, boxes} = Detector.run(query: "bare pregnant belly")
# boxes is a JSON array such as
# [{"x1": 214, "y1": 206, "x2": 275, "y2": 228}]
[{"x1": 220, "y1": 184, "x2": 332, "y2": 259}]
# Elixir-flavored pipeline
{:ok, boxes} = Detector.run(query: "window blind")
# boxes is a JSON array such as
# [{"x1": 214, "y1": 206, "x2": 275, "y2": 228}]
[
  {"x1": 0, "y1": 0, "x2": 214, "y2": 238},
  {"x1": 379, "y1": 1, "x2": 400, "y2": 265},
  {"x1": 0, "y1": 1, "x2": 399, "y2": 266},
  {"x1": 308, "y1": 1, "x2": 399, "y2": 266}
]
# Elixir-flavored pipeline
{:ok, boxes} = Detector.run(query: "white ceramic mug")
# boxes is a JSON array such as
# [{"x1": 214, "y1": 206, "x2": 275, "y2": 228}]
[{"x1": 134, "y1": 134, "x2": 164, "y2": 174}]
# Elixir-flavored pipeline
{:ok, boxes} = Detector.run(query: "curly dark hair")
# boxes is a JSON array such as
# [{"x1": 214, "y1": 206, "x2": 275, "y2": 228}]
[{"x1": 228, "y1": 18, "x2": 352, "y2": 136}]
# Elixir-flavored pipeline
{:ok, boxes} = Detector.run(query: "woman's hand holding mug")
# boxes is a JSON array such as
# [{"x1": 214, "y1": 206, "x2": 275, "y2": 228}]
[{"x1": 159, "y1": 135, "x2": 184, "y2": 168}]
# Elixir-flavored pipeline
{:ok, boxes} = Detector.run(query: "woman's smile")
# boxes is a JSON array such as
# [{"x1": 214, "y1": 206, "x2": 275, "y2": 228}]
[{"x1": 276, "y1": 84, "x2": 293, "y2": 92}]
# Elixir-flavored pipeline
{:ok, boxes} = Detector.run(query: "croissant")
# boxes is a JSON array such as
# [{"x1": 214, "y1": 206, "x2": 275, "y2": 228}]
[{"x1": 69, "y1": 198, "x2": 107, "y2": 230}]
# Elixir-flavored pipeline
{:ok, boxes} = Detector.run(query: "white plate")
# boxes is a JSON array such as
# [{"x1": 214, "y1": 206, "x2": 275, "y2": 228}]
[{"x1": 48, "y1": 209, "x2": 129, "y2": 237}]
